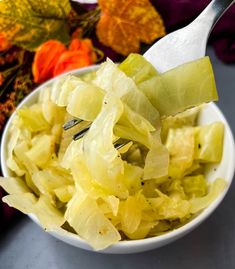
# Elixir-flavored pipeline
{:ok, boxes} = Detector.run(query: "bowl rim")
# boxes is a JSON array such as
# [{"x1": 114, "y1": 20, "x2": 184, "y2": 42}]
[{"x1": 1, "y1": 65, "x2": 235, "y2": 253}]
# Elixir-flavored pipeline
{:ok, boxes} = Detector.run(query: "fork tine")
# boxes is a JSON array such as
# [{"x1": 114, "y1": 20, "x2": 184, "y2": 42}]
[
  {"x1": 114, "y1": 141, "x2": 128, "y2": 150},
  {"x1": 72, "y1": 127, "x2": 129, "y2": 150},
  {"x1": 63, "y1": 118, "x2": 83, "y2": 130},
  {"x1": 65, "y1": 118, "x2": 129, "y2": 150},
  {"x1": 73, "y1": 126, "x2": 90, "y2": 141}
]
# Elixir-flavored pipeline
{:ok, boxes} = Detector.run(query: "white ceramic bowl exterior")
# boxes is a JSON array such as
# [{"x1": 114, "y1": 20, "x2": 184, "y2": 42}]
[{"x1": 1, "y1": 66, "x2": 235, "y2": 254}]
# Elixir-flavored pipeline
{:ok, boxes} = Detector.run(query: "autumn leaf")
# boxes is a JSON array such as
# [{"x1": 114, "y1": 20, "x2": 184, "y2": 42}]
[
  {"x1": 0, "y1": 0, "x2": 71, "y2": 51},
  {"x1": 96, "y1": 0, "x2": 166, "y2": 56}
]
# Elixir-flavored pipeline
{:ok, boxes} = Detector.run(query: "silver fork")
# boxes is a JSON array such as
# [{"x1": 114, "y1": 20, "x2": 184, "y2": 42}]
[
  {"x1": 144, "y1": 0, "x2": 235, "y2": 72},
  {"x1": 64, "y1": 0, "x2": 235, "y2": 141}
]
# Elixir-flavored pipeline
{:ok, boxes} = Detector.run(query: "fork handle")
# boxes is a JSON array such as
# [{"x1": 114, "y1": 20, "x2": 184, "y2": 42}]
[{"x1": 192, "y1": 0, "x2": 235, "y2": 35}]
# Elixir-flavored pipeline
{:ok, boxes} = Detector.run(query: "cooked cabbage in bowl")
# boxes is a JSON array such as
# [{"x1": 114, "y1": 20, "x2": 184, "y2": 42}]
[{"x1": 0, "y1": 54, "x2": 232, "y2": 252}]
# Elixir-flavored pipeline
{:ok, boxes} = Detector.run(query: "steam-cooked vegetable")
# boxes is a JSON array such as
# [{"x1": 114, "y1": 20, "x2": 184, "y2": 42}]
[{"x1": 0, "y1": 54, "x2": 226, "y2": 250}]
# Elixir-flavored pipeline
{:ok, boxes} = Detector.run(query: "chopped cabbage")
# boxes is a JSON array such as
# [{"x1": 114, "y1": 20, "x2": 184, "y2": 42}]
[
  {"x1": 0, "y1": 54, "x2": 226, "y2": 251},
  {"x1": 17, "y1": 104, "x2": 50, "y2": 132},
  {"x1": 25, "y1": 135, "x2": 55, "y2": 169},
  {"x1": 182, "y1": 175, "x2": 207, "y2": 198},
  {"x1": 190, "y1": 178, "x2": 226, "y2": 214},
  {"x1": 136, "y1": 57, "x2": 218, "y2": 116},
  {"x1": 195, "y1": 122, "x2": 224, "y2": 163},
  {"x1": 66, "y1": 81, "x2": 104, "y2": 121},
  {"x1": 0, "y1": 176, "x2": 30, "y2": 194},
  {"x1": 166, "y1": 127, "x2": 195, "y2": 178},
  {"x1": 119, "y1": 53, "x2": 158, "y2": 84},
  {"x1": 65, "y1": 193, "x2": 121, "y2": 250}
]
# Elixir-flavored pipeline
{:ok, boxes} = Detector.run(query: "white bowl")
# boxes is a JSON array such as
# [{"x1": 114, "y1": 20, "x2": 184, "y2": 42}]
[{"x1": 1, "y1": 65, "x2": 235, "y2": 254}]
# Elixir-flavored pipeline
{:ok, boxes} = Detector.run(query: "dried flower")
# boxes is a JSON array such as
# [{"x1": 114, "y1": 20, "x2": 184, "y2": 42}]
[
  {"x1": 0, "y1": 73, "x2": 4, "y2": 86},
  {"x1": 32, "y1": 40, "x2": 66, "y2": 83},
  {"x1": 53, "y1": 50, "x2": 92, "y2": 76},
  {"x1": 69, "y1": 38, "x2": 97, "y2": 62},
  {"x1": 32, "y1": 38, "x2": 97, "y2": 83},
  {"x1": 0, "y1": 33, "x2": 11, "y2": 51}
]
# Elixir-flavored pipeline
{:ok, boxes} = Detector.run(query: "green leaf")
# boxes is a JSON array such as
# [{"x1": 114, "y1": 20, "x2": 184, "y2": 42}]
[{"x1": 0, "y1": 0, "x2": 71, "y2": 51}]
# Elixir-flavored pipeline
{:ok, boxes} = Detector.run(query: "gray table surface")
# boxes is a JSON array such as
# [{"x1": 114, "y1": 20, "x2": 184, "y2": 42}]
[{"x1": 0, "y1": 47, "x2": 235, "y2": 269}]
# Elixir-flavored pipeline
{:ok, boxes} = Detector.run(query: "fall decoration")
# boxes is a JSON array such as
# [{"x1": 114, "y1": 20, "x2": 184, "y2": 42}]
[
  {"x1": 32, "y1": 41, "x2": 67, "y2": 83},
  {"x1": 32, "y1": 38, "x2": 97, "y2": 83},
  {"x1": 0, "y1": 0, "x2": 71, "y2": 51},
  {"x1": 0, "y1": 33, "x2": 11, "y2": 51},
  {"x1": 0, "y1": 0, "x2": 167, "y2": 134},
  {"x1": 96, "y1": 0, "x2": 166, "y2": 55}
]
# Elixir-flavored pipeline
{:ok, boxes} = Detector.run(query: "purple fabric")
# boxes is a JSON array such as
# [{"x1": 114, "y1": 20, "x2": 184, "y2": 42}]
[
  {"x1": 151, "y1": 0, "x2": 235, "y2": 63},
  {"x1": 0, "y1": 187, "x2": 16, "y2": 230}
]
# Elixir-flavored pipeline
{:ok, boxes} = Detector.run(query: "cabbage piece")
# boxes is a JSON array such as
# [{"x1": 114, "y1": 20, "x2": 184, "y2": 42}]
[
  {"x1": 33, "y1": 195, "x2": 65, "y2": 230},
  {"x1": 195, "y1": 122, "x2": 224, "y2": 163},
  {"x1": 139, "y1": 57, "x2": 218, "y2": 116},
  {"x1": 190, "y1": 178, "x2": 226, "y2": 214},
  {"x1": 119, "y1": 193, "x2": 145, "y2": 234},
  {"x1": 51, "y1": 75, "x2": 80, "y2": 106},
  {"x1": 115, "y1": 104, "x2": 154, "y2": 148},
  {"x1": 97, "y1": 195, "x2": 120, "y2": 217},
  {"x1": 80, "y1": 71, "x2": 96, "y2": 82},
  {"x1": 142, "y1": 179, "x2": 159, "y2": 198},
  {"x1": 61, "y1": 139, "x2": 83, "y2": 169},
  {"x1": 65, "y1": 193, "x2": 121, "y2": 250},
  {"x1": 83, "y1": 93, "x2": 128, "y2": 198},
  {"x1": 94, "y1": 58, "x2": 136, "y2": 98},
  {"x1": 25, "y1": 171, "x2": 39, "y2": 195},
  {"x1": 122, "y1": 162, "x2": 142, "y2": 195},
  {"x1": 182, "y1": 161, "x2": 201, "y2": 177},
  {"x1": 121, "y1": 89, "x2": 160, "y2": 129},
  {"x1": 115, "y1": 105, "x2": 168, "y2": 180},
  {"x1": 38, "y1": 86, "x2": 51, "y2": 103},
  {"x1": 70, "y1": 155, "x2": 95, "y2": 194},
  {"x1": 182, "y1": 175, "x2": 207, "y2": 198},
  {"x1": 143, "y1": 132, "x2": 169, "y2": 180},
  {"x1": 25, "y1": 135, "x2": 55, "y2": 169},
  {"x1": 66, "y1": 80, "x2": 104, "y2": 121},
  {"x1": 39, "y1": 86, "x2": 66, "y2": 125},
  {"x1": 124, "y1": 144, "x2": 143, "y2": 165},
  {"x1": 51, "y1": 124, "x2": 63, "y2": 144},
  {"x1": 161, "y1": 106, "x2": 200, "y2": 143},
  {"x1": 54, "y1": 185, "x2": 75, "y2": 203},
  {"x1": 119, "y1": 53, "x2": 158, "y2": 84},
  {"x1": 166, "y1": 127, "x2": 195, "y2": 178},
  {"x1": 153, "y1": 189, "x2": 191, "y2": 220},
  {"x1": 165, "y1": 179, "x2": 186, "y2": 200},
  {"x1": 0, "y1": 176, "x2": 30, "y2": 194},
  {"x1": 2, "y1": 193, "x2": 37, "y2": 214},
  {"x1": 94, "y1": 58, "x2": 160, "y2": 128},
  {"x1": 2, "y1": 192, "x2": 64, "y2": 230},
  {"x1": 6, "y1": 157, "x2": 26, "y2": 177},
  {"x1": 42, "y1": 101, "x2": 65, "y2": 125},
  {"x1": 6, "y1": 125, "x2": 25, "y2": 176},
  {"x1": 7, "y1": 124, "x2": 20, "y2": 159},
  {"x1": 125, "y1": 221, "x2": 157, "y2": 240},
  {"x1": 17, "y1": 104, "x2": 50, "y2": 132},
  {"x1": 14, "y1": 141, "x2": 39, "y2": 176},
  {"x1": 70, "y1": 163, "x2": 120, "y2": 215},
  {"x1": 31, "y1": 168, "x2": 72, "y2": 203},
  {"x1": 14, "y1": 119, "x2": 32, "y2": 141},
  {"x1": 102, "y1": 195, "x2": 119, "y2": 217},
  {"x1": 148, "y1": 220, "x2": 171, "y2": 236}
]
